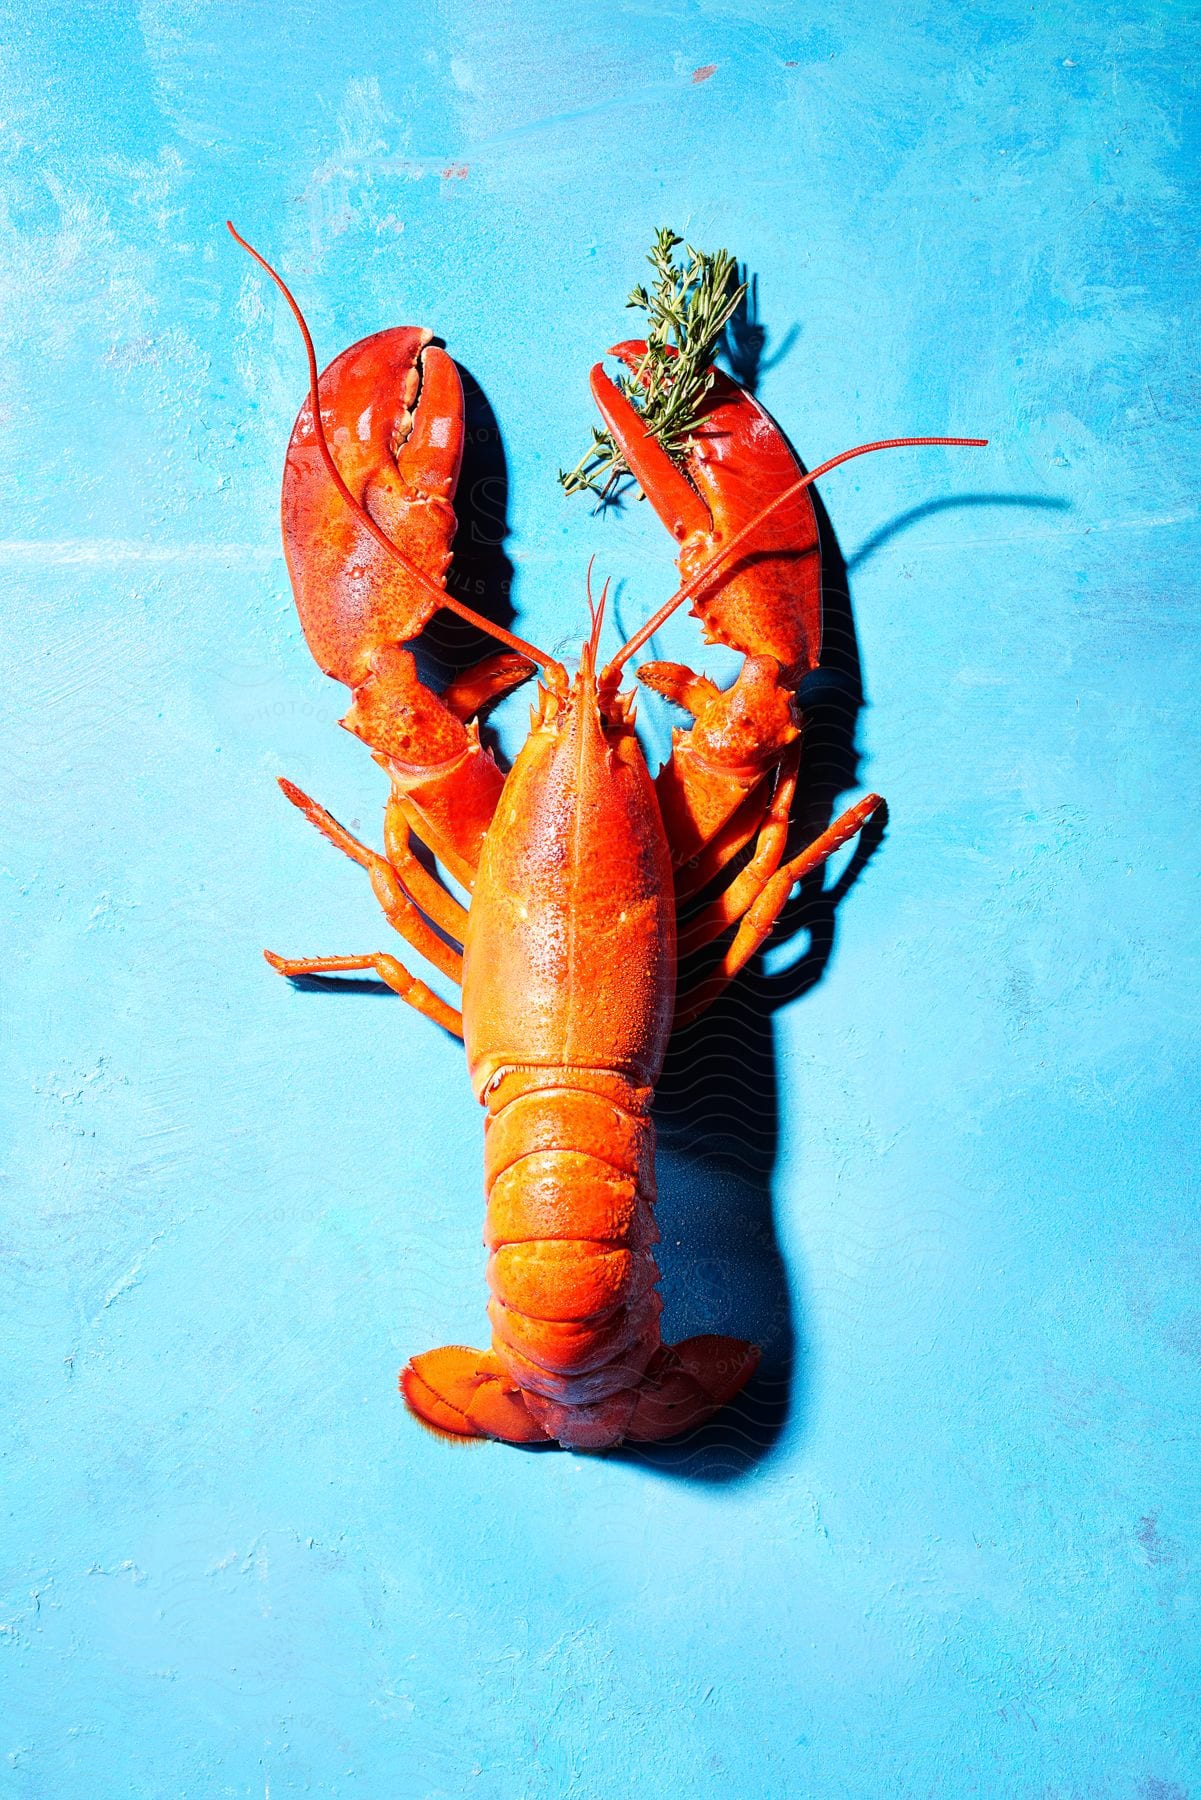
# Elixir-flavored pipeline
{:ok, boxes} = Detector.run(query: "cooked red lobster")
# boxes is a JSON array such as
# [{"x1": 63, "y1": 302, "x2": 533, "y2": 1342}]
[{"x1": 230, "y1": 224, "x2": 984, "y2": 1450}]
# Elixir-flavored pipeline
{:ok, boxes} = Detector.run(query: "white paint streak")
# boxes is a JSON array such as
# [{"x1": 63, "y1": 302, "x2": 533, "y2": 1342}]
[
  {"x1": 0, "y1": 540, "x2": 277, "y2": 565},
  {"x1": 99, "y1": 1260, "x2": 147, "y2": 1314}
]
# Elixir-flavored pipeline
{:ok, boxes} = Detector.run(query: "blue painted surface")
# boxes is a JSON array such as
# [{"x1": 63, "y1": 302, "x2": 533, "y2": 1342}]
[{"x1": 2, "y1": 3, "x2": 1198, "y2": 1795}]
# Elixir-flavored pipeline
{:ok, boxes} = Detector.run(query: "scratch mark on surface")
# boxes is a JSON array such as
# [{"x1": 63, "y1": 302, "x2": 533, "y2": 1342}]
[
  {"x1": 100, "y1": 1260, "x2": 147, "y2": 1313},
  {"x1": 87, "y1": 1560, "x2": 146, "y2": 1582},
  {"x1": 92, "y1": 1234, "x2": 164, "y2": 1324}
]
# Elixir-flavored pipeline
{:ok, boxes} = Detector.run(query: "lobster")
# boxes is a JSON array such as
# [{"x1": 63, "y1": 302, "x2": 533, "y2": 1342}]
[{"x1": 229, "y1": 224, "x2": 984, "y2": 1451}]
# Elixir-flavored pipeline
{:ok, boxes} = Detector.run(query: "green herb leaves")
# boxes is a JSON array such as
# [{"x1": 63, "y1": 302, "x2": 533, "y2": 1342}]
[{"x1": 559, "y1": 228, "x2": 746, "y2": 503}]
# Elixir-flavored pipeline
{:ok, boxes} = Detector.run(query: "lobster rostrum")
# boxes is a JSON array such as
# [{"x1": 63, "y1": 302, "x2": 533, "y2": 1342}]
[{"x1": 231, "y1": 225, "x2": 984, "y2": 1450}]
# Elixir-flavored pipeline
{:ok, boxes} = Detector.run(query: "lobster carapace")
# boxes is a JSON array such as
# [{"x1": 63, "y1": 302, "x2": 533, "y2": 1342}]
[{"x1": 230, "y1": 224, "x2": 984, "y2": 1449}]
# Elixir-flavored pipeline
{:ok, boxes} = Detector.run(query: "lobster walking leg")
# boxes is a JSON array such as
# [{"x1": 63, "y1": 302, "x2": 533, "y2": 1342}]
[
  {"x1": 264, "y1": 952, "x2": 463, "y2": 1037},
  {"x1": 274, "y1": 779, "x2": 464, "y2": 982},
  {"x1": 371, "y1": 653, "x2": 536, "y2": 904},
  {"x1": 678, "y1": 745, "x2": 800, "y2": 956},
  {"x1": 672, "y1": 782, "x2": 774, "y2": 902},
  {"x1": 378, "y1": 801, "x2": 470, "y2": 942},
  {"x1": 354, "y1": 649, "x2": 540, "y2": 895},
  {"x1": 637, "y1": 656, "x2": 799, "y2": 872},
  {"x1": 675, "y1": 792, "x2": 884, "y2": 1026},
  {"x1": 336, "y1": 654, "x2": 537, "y2": 935}
]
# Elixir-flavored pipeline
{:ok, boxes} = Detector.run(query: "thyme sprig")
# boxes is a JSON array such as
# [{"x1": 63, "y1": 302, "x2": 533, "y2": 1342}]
[{"x1": 559, "y1": 227, "x2": 746, "y2": 503}]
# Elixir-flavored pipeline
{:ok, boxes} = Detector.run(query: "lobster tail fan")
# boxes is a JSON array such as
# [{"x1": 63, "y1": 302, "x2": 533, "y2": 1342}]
[
  {"x1": 625, "y1": 1335, "x2": 760, "y2": 1442},
  {"x1": 401, "y1": 1346, "x2": 551, "y2": 1444}
]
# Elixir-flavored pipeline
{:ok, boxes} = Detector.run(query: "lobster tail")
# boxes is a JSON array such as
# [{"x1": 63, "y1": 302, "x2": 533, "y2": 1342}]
[
  {"x1": 485, "y1": 1071, "x2": 660, "y2": 1448},
  {"x1": 400, "y1": 1069, "x2": 757, "y2": 1450}
]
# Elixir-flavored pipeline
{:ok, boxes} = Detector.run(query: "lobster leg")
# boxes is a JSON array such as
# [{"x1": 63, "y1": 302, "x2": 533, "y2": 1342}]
[
  {"x1": 347, "y1": 648, "x2": 540, "y2": 897},
  {"x1": 637, "y1": 656, "x2": 798, "y2": 871},
  {"x1": 675, "y1": 792, "x2": 884, "y2": 1027},
  {"x1": 379, "y1": 800, "x2": 470, "y2": 942},
  {"x1": 275, "y1": 779, "x2": 464, "y2": 982},
  {"x1": 263, "y1": 952, "x2": 463, "y2": 1038},
  {"x1": 678, "y1": 744, "x2": 800, "y2": 956},
  {"x1": 671, "y1": 781, "x2": 773, "y2": 903},
  {"x1": 281, "y1": 774, "x2": 468, "y2": 944},
  {"x1": 364, "y1": 647, "x2": 537, "y2": 899}
]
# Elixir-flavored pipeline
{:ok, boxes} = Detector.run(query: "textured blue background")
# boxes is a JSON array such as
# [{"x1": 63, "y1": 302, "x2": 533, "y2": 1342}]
[{"x1": 2, "y1": 2, "x2": 1198, "y2": 1795}]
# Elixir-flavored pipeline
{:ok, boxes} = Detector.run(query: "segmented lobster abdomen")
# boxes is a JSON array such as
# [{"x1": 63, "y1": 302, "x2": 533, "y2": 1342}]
[{"x1": 482, "y1": 1068, "x2": 664, "y2": 1442}]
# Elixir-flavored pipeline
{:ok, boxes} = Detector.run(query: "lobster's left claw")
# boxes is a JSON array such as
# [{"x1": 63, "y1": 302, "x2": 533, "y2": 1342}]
[
  {"x1": 282, "y1": 327, "x2": 465, "y2": 689},
  {"x1": 589, "y1": 344, "x2": 822, "y2": 869},
  {"x1": 592, "y1": 342, "x2": 822, "y2": 678}
]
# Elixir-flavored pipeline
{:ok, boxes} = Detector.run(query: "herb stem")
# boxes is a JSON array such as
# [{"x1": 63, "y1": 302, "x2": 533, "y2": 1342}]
[{"x1": 559, "y1": 228, "x2": 746, "y2": 503}]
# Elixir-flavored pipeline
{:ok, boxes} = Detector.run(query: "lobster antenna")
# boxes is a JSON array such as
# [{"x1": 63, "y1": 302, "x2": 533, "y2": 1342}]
[
  {"x1": 601, "y1": 435, "x2": 989, "y2": 681},
  {"x1": 583, "y1": 556, "x2": 609, "y2": 663},
  {"x1": 226, "y1": 222, "x2": 561, "y2": 678},
  {"x1": 594, "y1": 580, "x2": 611, "y2": 658}
]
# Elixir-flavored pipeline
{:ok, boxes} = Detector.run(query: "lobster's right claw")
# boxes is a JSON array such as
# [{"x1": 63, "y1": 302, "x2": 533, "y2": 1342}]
[
  {"x1": 280, "y1": 328, "x2": 533, "y2": 882},
  {"x1": 282, "y1": 327, "x2": 465, "y2": 689}
]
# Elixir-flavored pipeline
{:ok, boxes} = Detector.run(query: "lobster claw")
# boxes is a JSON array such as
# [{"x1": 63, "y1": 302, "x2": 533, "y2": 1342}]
[
  {"x1": 591, "y1": 341, "x2": 821, "y2": 678},
  {"x1": 282, "y1": 327, "x2": 465, "y2": 688},
  {"x1": 589, "y1": 343, "x2": 822, "y2": 868},
  {"x1": 279, "y1": 326, "x2": 537, "y2": 884}
]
